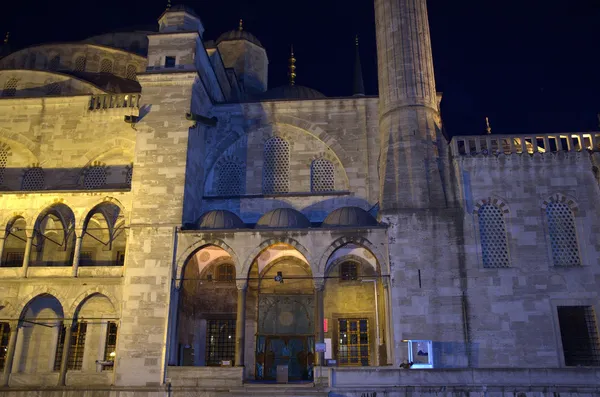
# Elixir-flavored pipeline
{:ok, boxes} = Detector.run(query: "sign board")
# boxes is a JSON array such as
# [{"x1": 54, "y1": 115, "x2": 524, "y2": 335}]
[
  {"x1": 324, "y1": 338, "x2": 332, "y2": 359},
  {"x1": 315, "y1": 342, "x2": 326, "y2": 353}
]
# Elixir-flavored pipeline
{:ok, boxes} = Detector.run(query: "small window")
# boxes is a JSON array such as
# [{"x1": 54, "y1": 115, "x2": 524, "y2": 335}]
[
  {"x1": 546, "y1": 202, "x2": 580, "y2": 266},
  {"x1": 79, "y1": 251, "x2": 93, "y2": 266},
  {"x1": 83, "y1": 165, "x2": 108, "y2": 189},
  {"x1": 53, "y1": 324, "x2": 66, "y2": 371},
  {"x1": 407, "y1": 340, "x2": 434, "y2": 368},
  {"x1": 217, "y1": 161, "x2": 244, "y2": 196},
  {"x1": 4, "y1": 252, "x2": 24, "y2": 267},
  {"x1": 0, "y1": 144, "x2": 9, "y2": 185},
  {"x1": 21, "y1": 167, "x2": 45, "y2": 191},
  {"x1": 338, "y1": 319, "x2": 369, "y2": 366},
  {"x1": 0, "y1": 322, "x2": 11, "y2": 371},
  {"x1": 478, "y1": 204, "x2": 510, "y2": 268},
  {"x1": 2, "y1": 78, "x2": 17, "y2": 97},
  {"x1": 340, "y1": 262, "x2": 358, "y2": 281},
  {"x1": 74, "y1": 56, "x2": 86, "y2": 72},
  {"x1": 217, "y1": 264, "x2": 235, "y2": 282},
  {"x1": 126, "y1": 65, "x2": 137, "y2": 80},
  {"x1": 206, "y1": 319, "x2": 236, "y2": 366},
  {"x1": 100, "y1": 59, "x2": 113, "y2": 73},
  {"x1": 558, "y1": 306, "x2": 600, "y2": 366},
  {"x1": 263, "y1": 137, "x2": 290, "y2": 194},
  {"x1": 165, "y1": 56, "x2": 176, "y2": 68},
  {"x1": 68, "y1": 321, "x2": 87, "y2": 370},
  {"x1": 311, "y1": 158, "x2": 335, "y2": 192},
  {"x1": 103, "y1": 322, "x2": 118, "y2": 371}
]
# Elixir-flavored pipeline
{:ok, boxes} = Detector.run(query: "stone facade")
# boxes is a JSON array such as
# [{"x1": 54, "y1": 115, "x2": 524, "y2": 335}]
[{"x1": 0, "y1": 1, "x2": 598, "y2": 397}]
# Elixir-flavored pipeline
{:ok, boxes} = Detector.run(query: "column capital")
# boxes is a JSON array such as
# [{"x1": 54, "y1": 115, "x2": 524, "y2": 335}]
[
  {"x1": 313, "y1": 277, "x2": 325, "y2": 292},
  {"x1": 235, "y1": 279, "x2": 248, "y2": 291},
  {"x1": 24, "y1": 229, "x2": 35, "y2": 239}
]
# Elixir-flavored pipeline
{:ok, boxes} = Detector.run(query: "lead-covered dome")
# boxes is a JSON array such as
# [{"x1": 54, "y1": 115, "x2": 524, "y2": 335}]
[
  {"x1": 259, "y1": 85, "x2": 325, "y2": 100},
  {"x1": 217, "y1": 30, "x2": 263, "y2": 48},
  {"x1": 196, "y1": 210, "x2": 245, "y2": 229},
  {"x1": 322, "y1": 207, "x2": 378, "y2": 228},
  {"x1": 256, "y1": 208, "x2": 311, "y2": 229}
]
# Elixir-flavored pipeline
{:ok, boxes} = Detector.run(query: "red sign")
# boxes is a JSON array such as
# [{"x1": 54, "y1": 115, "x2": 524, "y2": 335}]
[{"x1": 323, "y1": 318, "x2": 328, "y2": 333}]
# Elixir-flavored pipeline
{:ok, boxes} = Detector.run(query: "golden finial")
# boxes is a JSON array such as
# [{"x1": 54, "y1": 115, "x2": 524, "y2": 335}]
[
  {"x1": 485, "y1": 117, "x2": 492, "y2": 135},
  {"x1": 239, "y1": 19, "x2": 243, "y2": 31},
  {"x1": 288, "y1": 45, "x2": 296, "y2": 86},
  {"x1": 3, "y1": 32, "x2": 9, "y2": 45},
  {"x1": 166, "y1": 0, "x2": 171, "y2": 9}
]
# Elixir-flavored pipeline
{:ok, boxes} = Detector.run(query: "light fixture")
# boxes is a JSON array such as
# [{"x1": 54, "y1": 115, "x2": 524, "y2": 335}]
[
  {"x1": 274, "y1": 271, "x2": 284, "y2": 283},
  {"x1": 109, "y1": 351, "x2": 116, "y2": 357}
]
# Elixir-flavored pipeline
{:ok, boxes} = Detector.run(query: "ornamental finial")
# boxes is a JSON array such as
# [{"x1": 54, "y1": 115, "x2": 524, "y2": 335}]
[
  {"x1": 166, "y1": 0, "x2": 171, "y2": 9},
  {"x1": 485, "y1": 117, "x2": 492, "y2": 135},
  {"x1": 288, "y1": 45, "x2": 296, "y2": 86},
  {"x1": 3, "y1": 32, "x2": 9, "y2": 45},
  {"x1": 239, "y1": 19, "x2": 243, "y2": 31}
]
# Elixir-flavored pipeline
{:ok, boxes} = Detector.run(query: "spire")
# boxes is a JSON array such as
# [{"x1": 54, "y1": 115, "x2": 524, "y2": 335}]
[
  {"x1": 485, "y1": 117, "x2": 492, "y2": 134},
  {"x1": 288, "y1": 45, "x2": 296, "y2": 86},
  {"x1": 353, "y1": 35, "x2": 365, "y2": 96},
  {"x1": 239, "y1": 19, "x2": 243, "y2": 31}
]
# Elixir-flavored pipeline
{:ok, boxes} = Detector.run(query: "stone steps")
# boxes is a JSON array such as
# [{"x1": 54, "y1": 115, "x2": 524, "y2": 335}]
[{"x1": 228, "y1": 383, "x2": 328, "y2": 397}]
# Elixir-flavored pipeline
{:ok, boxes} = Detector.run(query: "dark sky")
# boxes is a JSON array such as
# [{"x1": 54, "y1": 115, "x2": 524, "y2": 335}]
[{"x1": 1, "y1": 0, "x2": 599, "y2": 137}]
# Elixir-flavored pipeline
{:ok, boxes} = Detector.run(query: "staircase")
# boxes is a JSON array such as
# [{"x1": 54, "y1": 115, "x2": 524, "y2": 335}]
[{"x1": 228, "y1": 382, "x2": 329, "y2": 397}]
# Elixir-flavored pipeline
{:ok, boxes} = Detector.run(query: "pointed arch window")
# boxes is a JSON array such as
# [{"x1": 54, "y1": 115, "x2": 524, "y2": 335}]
[
  {"x1": 546, "y1": 202, "x2": 580, "y2": 266},
  {"x1": 311, "y1": 158, "x2": 335, "y2": 192},
  {"x1": 74, "y1": 56, "x2": 86, "y2": 72},
  {"x1": 100, "y1": 59, "x2": 113, "y2": 73},
  {"x1": 126, "y1": 65, "x2": 137, "y2": 80},
  {"x1": 478, "y1": 204, "x2": 510, "y2": 268},
  {"x1": 2, "y1": 78, "x2": 17, "y2": 97},
  {"x1": 217, "y1": 161, "x2": 244, "y2": 196},
  {"x1": 263, "y1": 137, "x2": 290, "y2": 194},
  {"x1": 21, "y1": 167, "x2": 45, "y2": 191}
]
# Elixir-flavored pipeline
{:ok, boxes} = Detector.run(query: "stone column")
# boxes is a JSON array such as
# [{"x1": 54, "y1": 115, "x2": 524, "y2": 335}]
[
  {"x1": 382, "y1": 277, "x2": 394, "y2": 365},
  {"x1": 0, "y1": 237, "x2": 6, "y2": 267},
  {"x1": 71, "y1": 233, "x2": 83, "y2": 277},
  {"x1": 235, "y1": 280, "x2": 247, "y2": 367},
  {"x1": 21, "y1": 232, "x2": 33, "y2": 278},
  {"x1": 1, "y1": 321, "x2": 19, "y2": 387},
  {"x1": 314, "y1": 278, "x2": 325, "y2": 366},
  {"x1": 57, "y1": 321, "x2": 73, "y2": 386}
]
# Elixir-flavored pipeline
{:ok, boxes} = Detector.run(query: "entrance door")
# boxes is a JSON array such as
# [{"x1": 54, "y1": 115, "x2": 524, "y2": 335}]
[{"x1": 256, "y1": 335, "x2": 314, "y2": 381}]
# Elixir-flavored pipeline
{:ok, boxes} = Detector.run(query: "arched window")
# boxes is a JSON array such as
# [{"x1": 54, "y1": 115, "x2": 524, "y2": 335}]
[
  {"x1": 126, "y1": 65, "x2": 137, "y2": 80},
  {"x1": 0, "y1": 144, "x2": 9, "y2": 185},
  {"x1": 74, "y1": 56, "x2": 86, "y2": 72},
  {"x1": 216, "y1": 263, "x2": 235, "y2": 282},
  {"x1": 478, "y1": 204, "x2": 510, "y2": 268},
  {"x1": 311, "y1": 158, "x2": 335, "y2": 192},
  {"x1": 546, "y1": 202, "x2": 580, "y2": 266},
  {"x1": 2, "y1": 78, "x2": 17, "y2": 97},
  {"x1": 100, "y1": 59, "x2": 113, "y2": 73},
  {"x1": 217, "y1": 161, "x2": 244, "y2": 196},
  {"x1": 340, "y1": 261, "x2": 358, "y2": 281},
  {"x1": 48, "y1": 55, "x2": 60, "y2": 70},
  {"x1": 263, "y1": 137, "x2": 290, "y2": 194},
  {"x1": 83, "y1": 165, "x2": 108, "y2": 189},
  {"x1": 21, "y1": 167, "x2": 44, "y2": 191}
]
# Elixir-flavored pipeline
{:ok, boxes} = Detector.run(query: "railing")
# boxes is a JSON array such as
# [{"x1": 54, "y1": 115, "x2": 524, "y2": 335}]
[
  {"x1": 88, "y1": 93, "x2": 140, "y2": 111},
  {"x1": 451, "y1": 133, "x2": 600, "y2": 156}
]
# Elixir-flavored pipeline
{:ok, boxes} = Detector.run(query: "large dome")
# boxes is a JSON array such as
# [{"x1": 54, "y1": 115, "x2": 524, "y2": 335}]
[
  {"x1": 322, "y1": 207, "x2": 378, "y2": 228},
  {"x1": 259, "y1": 85, "x2": 326, "y2": 101},
  {"x1": 217, "y1": 30, "x2": 263, "y2": 48},
  {"x1": 196, "y1": 210, "x2": 245, "y2": 229},
  {"x1": 256, "y1": 208, "x2": 311, "y2": 229}
]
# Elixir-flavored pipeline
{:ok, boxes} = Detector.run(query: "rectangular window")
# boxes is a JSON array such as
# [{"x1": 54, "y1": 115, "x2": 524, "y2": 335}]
[
  {"x1": 407, "y1": 340, "x2": 434, "y2": 368},
  {"x1": 340, "y1": 262, "x2": 358, "y2": 281},
  {"x1": 558, "y1": 306, "x2": 600, "y2": 366},
  {"x1": 0, "y1": 322, "x2": 10, "y2": 371},
  {"x1": 68, "y1": 322, "x2": 87, "y2": 370},
  {"x1": 338, "y1": 319, "x2": 369, "y2": 366},
  {"x1": 3, "y1": 252, "x2": 24, "y2": 267},
  {"x1": 79, "y1": 251, "x2": 93, "y2": 266},
  {"x1": 165, "y1": 56, "x2": 176, "y2": 68},
  {"x1": 103, "y1": 322, "x2": 118, "y2": 371},
  {"x1": 53, "y1": 324, "x2": 66, "y2": 371},
  {"x1": 205, "y1": 319, "x2": 236, "y2": 366}
]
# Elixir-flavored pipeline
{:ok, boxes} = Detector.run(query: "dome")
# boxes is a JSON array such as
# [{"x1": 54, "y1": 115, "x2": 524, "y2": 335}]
[
  {"x1": 259, "y1": 85, "x2": 326, "y2": 101},
  {"x1": 217, "y1": 30, "x2": 263, "y2": 48},
  {"x1": 256, "y1": 208, "x2": 311, "y2": 229},
  {"x1": 196, "y1": 210, "x2": 245, "y2": 229},
  {"x1": 322, "y1": 207, "x2": 378, "y2": 228}
]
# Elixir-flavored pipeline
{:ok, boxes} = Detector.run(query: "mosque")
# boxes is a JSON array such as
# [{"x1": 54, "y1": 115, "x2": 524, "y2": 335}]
[{"x1": 0, "y1": 0, "x2": 598, "y2": 396}]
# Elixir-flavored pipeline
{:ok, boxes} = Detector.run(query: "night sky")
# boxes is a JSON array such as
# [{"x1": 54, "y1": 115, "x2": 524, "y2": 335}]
[{"x1": 1, "y1": 0, "x2": 599, "y2": 137}]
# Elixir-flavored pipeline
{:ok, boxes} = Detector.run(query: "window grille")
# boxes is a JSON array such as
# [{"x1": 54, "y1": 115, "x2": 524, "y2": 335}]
[
  {"x1": 547, "y1": 202, "x2": 581, "y2": 266},
  {"x1": 2, "y1": 78, "x2": 17, "y2": 97},
  {"x1": 558, "y1": 306, "x2": 600, "y2": 366},
  {"x1": 0, "y1": 322, "x2": 10, "y2": 371},
  {"x1": 48, "y1": 55, "x2": 60, "y2": 70},
  {"x1": 217, "y1": 161, "x2": 244, "y2": 196},
  {"x1": 21, "y1": 167, "x2": 44, "y2": 191},
  {"x1": 53, "y1": 324, "x2": 66, "y2": 371},
  {"x1": 74, "y1": 56, "x2": 86, "y2": 72},
  {"x1": 263, "y1": 137, "x2": 290, "y2": 194},
  {"x1": 45, "y1": 81, "x2": 61, "y2": 95},
  {"x1": 79, "y1": 251, "x2": 93, "y2": 266},
  {"x1": 3, "y1": 252, "x2": 24, "y2": 267},
  {"x1": 338, "y1": 319, "x2": 369, "y2": 366},
  {"x1": 126, "y1": 167, "x2": 133, "y2": 186},
  {"x1": 103, "y1": 322, "x2": 118, "y2": 370},
  {"x1": 340, "y1": 262, "x2": 358, "y2": 281},
  {"x1": 83, "y1": 166, "x2": 107, "y2": 189},
  {"x1": 205, "y1": 319, "x2": 236, "y2": 366},
  {"x1": 311, "y1": 159, "x2": 335, "y2": 192},
  {"x1": 68, "y1": 321, "x2": 87, "y2": 370},
  {"x1": 100, "y1": 59, "x2": 113, "y2": 73},
  {"x1": 0, "y1": 145, "x2": 8, "y2": 184},
  {"x1": 217, "y1": 264, "x2": 235, "y2": 282},
  {"x1": 478, "y1": 204, "x2": 510, "y2": 268},
  {"x1": 126, "y1": 65, "x2": 137, "y2": 80}
]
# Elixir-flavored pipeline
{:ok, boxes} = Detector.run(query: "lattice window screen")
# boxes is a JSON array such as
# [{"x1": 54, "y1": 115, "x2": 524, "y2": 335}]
[
  {"x1": 21, "y1": 167, "x2": 44, "y2": 191},
  {"x1": 263, "y1": 137, "x2": 290, "y2": 194},
  {"x1": 100, "y1": 59, "x2": 113, "y2": 73},
  {"x1": 547, "y1": 202, "x2": 581, "y2": 266},
  {"x1": 45, "y1": 81, "x2": 61, "y2": 95},
  {"x1": 126, "y1": 65, "x2": 137, "y2": 80},
  {"x1": 0, "y1": 146, "x2": 8, "y2": 185},
  {"x1": 126, "y1": 167, "x2": 133, "y2": 186},
  {"x1": 2, "y1": 78, "x2": 17, "y2": 97},
  {"x1": 311, "y1": 158, "x2": 335, "y2": 192},
  {"x1": 478, "y1": 204, "x2": 510, "y2": 268},
  {"x1": 74, "y1": 56, "x2": 86, "y2": 72},
  {"x1": 84, "y1": 166, "x2": 107, "y2": 189},
  {"x1": 217, "y1": 161, "x2": 243, "y2": 196}
]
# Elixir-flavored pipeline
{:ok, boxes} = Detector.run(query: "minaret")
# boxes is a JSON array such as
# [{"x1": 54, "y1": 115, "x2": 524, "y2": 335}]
[
  {"x1": 353, "y1": 36, "x2": 365, "y2": 96},
  {"x1": 375, "y1": 0, "x2": 446, "y2": 210}
]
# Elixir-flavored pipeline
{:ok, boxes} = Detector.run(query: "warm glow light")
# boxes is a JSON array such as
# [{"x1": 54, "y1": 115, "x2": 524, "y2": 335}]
[
  {"x1": 323, "y1": 318, "x2": 328, "y2": 333},
  {"x1": 109, "y1": 351, "x2": 116, "y2": 357}
]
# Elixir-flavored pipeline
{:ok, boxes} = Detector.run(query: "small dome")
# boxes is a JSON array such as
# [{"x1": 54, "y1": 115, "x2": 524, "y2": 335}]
[
  {"x1": 217, "y1": 30, "x2": 263, "y2": 48},
  {"x1": 259, "y1": 85, "x2": 326, "y2": 101},
  {"x1": 196, "y1": 210, "x2": 245, "y2": 229},
  {"x1": 323, "y1": 207, "x2": 378, "y2": 228},
  {"x1": 256, "y1": 208, "x2": 311, "y2": 229}
]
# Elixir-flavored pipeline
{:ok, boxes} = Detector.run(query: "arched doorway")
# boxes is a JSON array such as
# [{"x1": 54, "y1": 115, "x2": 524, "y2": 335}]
[
  {"x1": 80, "y1": 203, "x2": 127, "y2": 267},
  {"x1": 249, "y1": 244, "x2": 315, "y2": 381}
]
